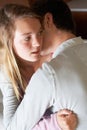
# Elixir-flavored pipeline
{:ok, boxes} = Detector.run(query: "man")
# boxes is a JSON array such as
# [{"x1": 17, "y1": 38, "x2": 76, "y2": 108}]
[{"x1": 26, "y1": 0, "x2": 87, "y2": 129}]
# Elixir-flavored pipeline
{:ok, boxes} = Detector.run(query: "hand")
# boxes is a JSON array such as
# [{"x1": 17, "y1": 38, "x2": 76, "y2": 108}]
[{"x1": 56, "y1": 109, "x2": 78, "y2": 130}]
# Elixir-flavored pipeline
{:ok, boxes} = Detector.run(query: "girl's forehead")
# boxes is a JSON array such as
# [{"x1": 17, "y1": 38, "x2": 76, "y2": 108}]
[
  {"x1": 14, "y1": 17, "x2": 42, "y2": 35},
  {"x1": 15, "y1": 17, "x2": 41, "y2": 26}
]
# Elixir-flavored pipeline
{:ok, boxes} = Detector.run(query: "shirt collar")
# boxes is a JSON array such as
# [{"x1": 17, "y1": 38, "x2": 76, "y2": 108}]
[{"x1": 52, "y1": 36, "x2": 84, "y2": 58}]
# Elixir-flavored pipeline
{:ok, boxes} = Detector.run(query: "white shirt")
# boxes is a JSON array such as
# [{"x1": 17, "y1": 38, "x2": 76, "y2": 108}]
[
  {"x1": 0, "y1": 37, "x2": 87, "y2": 130},
  {"x1": 26, "y1": 37, "x2": 87, "y2": 129}
]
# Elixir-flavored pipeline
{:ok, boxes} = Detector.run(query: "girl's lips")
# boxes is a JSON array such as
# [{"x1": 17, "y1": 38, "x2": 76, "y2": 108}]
[
  {"x1": 32, "y1": 50, "x2": 40, "y2": 55},
  {"x1": 32, "y1": 49, "x2": 40, "y2": 53}
]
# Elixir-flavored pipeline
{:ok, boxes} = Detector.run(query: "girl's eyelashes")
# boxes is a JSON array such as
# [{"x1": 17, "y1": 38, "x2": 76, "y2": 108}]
[
  {"x1": 38, "y1": 28, "x2": 44, "y2": 36},
  {"x1": 24, "y1": 36, "x2": 31, "y2": 41},
  {"x1": 23, "y1": 28, "x2": 44, "y2": 42},
  {"x1": 39, "y1": 30, "x2": 44, "y2": 35}
]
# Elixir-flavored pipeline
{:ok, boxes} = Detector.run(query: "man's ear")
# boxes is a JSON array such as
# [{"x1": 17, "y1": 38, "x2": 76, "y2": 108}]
[{"x1": 44, "y1": 13, "x2": 53, "y2": 28}]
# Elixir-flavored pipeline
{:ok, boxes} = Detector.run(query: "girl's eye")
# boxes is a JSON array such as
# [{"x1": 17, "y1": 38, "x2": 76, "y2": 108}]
[
  {"x1": 38, "y1": 29, "x2": 44, "y2": 36},
  {"x1": 24, "y1": 36, "x2": 31, "y2": 41}
]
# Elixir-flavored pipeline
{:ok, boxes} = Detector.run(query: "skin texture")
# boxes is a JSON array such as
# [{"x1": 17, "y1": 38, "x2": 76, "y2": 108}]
[
  {"x1": 57, "y1": 109, "x2": 78, "y2": 130},
  {"x1": 13, "y1": 17, "x2": 43, "y2": 62}
]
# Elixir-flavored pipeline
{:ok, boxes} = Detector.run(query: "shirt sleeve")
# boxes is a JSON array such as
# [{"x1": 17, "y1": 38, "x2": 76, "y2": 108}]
[
  {"x1": 0, "y1": 82, "x2": 19, "y2": 128},
  {"x1": 0, "y1": 66, "x2": 55, "y2": 130},
  {"x1": 32, "y1": 113, "x2": 61, "y2": 130}
]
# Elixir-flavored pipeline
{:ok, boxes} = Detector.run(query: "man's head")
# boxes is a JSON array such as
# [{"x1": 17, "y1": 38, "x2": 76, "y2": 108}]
[{"x1": 31, "y1": 0, "x2": 76, "y2": 55}]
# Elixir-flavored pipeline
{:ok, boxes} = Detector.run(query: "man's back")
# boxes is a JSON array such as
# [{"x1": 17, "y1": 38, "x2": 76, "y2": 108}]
[
  {"x1": 49, "y1": 37, "x2": 87, "y2": 129},
  {"x1": 24, "y1": 37, "x2": 87, "y2": 129}
]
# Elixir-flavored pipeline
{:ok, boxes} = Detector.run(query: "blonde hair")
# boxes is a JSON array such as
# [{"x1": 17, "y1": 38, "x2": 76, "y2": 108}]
[{"x1": 0, "y1": 4, "x2": 42, "y2": 101}]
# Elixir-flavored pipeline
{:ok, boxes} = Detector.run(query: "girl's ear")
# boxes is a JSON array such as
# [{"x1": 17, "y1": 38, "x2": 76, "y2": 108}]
[{"x1": 44, "y1": 13, "x2": 53, "y2": 28}]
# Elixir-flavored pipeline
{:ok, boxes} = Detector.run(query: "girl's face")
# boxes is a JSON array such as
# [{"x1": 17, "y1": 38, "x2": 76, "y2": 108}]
[{"x1": 13, "y1": 17, "x2": 43, "y2": 62}]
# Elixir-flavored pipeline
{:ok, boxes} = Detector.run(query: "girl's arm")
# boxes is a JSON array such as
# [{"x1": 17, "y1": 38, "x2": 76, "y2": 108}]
[
  {"x1": 32, "y1": 109, "x2": 78, "y2": 130},
  {"x1": 0, "y1": 69, "x2": 54, "y2": 130},
  {"x1": 0, "y1": 70, "x2": 78, "y2": 130},
  {"x1": 1, "y1": 83, "x2": 78, "y2": 130}
]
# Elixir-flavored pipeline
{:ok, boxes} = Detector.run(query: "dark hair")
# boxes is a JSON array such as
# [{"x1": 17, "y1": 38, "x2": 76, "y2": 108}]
[{"x1": 31, "y1": 0, "x2": 76, "y2": 34}]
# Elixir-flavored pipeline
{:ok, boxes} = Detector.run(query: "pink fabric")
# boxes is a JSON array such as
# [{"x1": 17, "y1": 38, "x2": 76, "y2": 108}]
[{"x1": 32, "y1": 113, "x2": 61, "y2": 130}]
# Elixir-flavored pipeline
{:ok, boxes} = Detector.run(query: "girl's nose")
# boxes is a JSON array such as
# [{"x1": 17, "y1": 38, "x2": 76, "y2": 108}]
[{"x1": 32, "y1": 36, "x2": 42, "y2": 47}]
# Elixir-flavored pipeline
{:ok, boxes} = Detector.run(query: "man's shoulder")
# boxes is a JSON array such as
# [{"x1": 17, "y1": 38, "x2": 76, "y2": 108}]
[
  {"x1": 29, "y1": 62, "x2": 55, "y2": 86},
  {"x1": 36, "y1": 62, "x2": 55, "y2": 76}
]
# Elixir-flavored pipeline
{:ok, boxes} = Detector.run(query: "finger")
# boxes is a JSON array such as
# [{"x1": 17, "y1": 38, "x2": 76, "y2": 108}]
[{"x1": 58, "y1": 109, "x2": 73, "y2": 116}]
